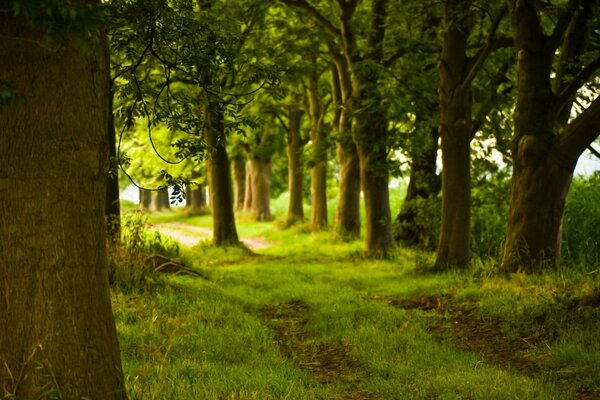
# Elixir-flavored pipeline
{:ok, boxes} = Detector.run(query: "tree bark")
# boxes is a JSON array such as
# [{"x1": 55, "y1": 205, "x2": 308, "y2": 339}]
[
  {"x1": 435, "y1": 0, "x2": 475, "y2": 269},
  {"x1": 231, "y1": 152, "x2": 246, "y2": 211},
  {"x1": 106, "y1": 78, "x2": 121, "y2": 241},
  {"x1": 203, "y1": 99, "x2": 239, "y2": 245},
  {"x1": 501, "y1": 0, "x2": 600, "y2": 271},
  {"x1": 0, "y1": 10, "x2": 126, "y2": 399},
  {"x1": 139, "y1": 188, "x2": 153, "y2": 211},
  {"x1": 352, "y1": 73, "x2": 393, "y2": 253},
  {"x1": 243, "y1": 157, "x2": 253, "y2": 212},
  {"x1": 308, "y1": 65, "x2": 329, "y2": 231},
  {"x1": 249, "y1": 156, "x2": 272, "y2": 221},
  {"x1": 348, "y1": 0, "x2": 393, "y2": 253},
  {"x1": 286, "y1": 107, "x2": 305, "y2": 225},
  {"x1": 152, "y1": 189, "x2": 170, "y2": 211},
  {"x1": 395, "y1": 126, "x2": 440, "y2": 248},
  {"x1": 332, "y1": 56, "x2": 361, "y2": 239}
]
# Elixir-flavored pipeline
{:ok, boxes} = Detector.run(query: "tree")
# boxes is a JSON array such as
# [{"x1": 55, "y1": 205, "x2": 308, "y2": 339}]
[
  {"x1": 307, "y1": 56, "x2": 331, "y2": 231},
  {"x1": 0, "y1": 3, "x2": 126, "y2": 398},
  {"x1": 280, "y1": 0, "x2": 394, "y2": 253},
  {"x1": 435, "y1": 0, "x2": 507, "y2": 268},
  {"x1": 502, "y1": 0, "x2": 600, "y2": 271}
]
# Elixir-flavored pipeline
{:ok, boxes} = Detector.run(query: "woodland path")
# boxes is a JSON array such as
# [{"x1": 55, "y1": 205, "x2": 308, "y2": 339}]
[{"x1": 154, "y1": 222, "x2": 272, "y2": 250}]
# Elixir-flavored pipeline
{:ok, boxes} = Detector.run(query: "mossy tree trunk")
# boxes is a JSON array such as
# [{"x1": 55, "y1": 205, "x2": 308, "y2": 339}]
[
  {"x1": 332, "y1": 55, "x2": 361, "y2": 239},
  {"x1": 0, "y1": 9, "x2": 126, "y2": 399},
  {"x1": 203, "y1": 98, "x2": 240, "y2": 245},
  {"x1": 286, "y1": 107, "x2": 306, "y2": 225},
  {"x1": 231, "y1": 152, "x2": 246, "y2": 211},
  {"x1": 344, "y1": 0, "x2": 393, "y2": 253},
  {"x1": 395, "y1": 125, "x2": 440, "y2": 247},
  {"x1": 502, "y1": 0, "x2": 600, "y2": 271},
  {"x1": 106, "y1": 77, "x2": 121, "y2": 241},
  {"x1": 435, "y1": 0, "x2": 506, "y2": 269},
  {"x1": 308, "y1": 64, "x2": 329, "y2": 231}
]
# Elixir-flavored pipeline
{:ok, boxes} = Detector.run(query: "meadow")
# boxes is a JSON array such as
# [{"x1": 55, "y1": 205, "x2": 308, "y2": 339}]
[{"x1": 109, "y1": 202, "x2": 600, "y2": 400}]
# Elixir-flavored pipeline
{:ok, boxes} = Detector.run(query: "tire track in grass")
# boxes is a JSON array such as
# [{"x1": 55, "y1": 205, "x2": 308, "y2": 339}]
[
  {"x1": 262, "y1": 300, "x2": 380, "y2": 400},
  {"x1": 374, "y1": 294, "x2": 599, "y2": 399}
]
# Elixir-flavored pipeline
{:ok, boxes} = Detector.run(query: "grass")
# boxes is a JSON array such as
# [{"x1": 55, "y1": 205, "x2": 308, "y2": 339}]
[{"x1": 112, "y1": 211, "x2": 599, "y2": 399}]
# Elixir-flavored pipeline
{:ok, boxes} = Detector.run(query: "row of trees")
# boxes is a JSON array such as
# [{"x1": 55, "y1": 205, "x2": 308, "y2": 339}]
[
  {"x1": 2, "y1": 0, "x2": 599, "y2": 398},
  {"x1": 116, "y1": 0, "x2": 600, "y2": 271}
]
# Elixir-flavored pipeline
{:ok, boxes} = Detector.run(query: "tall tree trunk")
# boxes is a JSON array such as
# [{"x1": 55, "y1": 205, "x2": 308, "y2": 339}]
[
  {"x1": 0, "y1": 11, "x2": 126, "y2": 399},
  {"x1": 249, "y1": 157, "x2": 272, "y2": 221},
  {"x1": 231, "y1": 152, "x2": 246, "y2": 211},
  {"x1": 106, "y1": 78, "x2": 121, "y2": 241},
  {"x1": 332, "y1": 57, "x2": 361, "y2": 239},
  {"x1": 348, "y1": 0, "x2": 393, "y2": 253},
  {"x1": 203, "y1": 100, "x2": 239, "y2": 245},
  {"x1": 286, "y1": 107, "x2": 305, "y2": 225},
  {"x1": 501, "y1": 0, "x2": 599, "y2": 271},
  {"x1": 395, "y1": 126, "x2": 440, "y2": 247},
  {"x1": 352, "y1": 74, "x2": 393, "y2": 253},
  {"x1": 308, "y1": 65, "x2": 329, "y2": 231},
  {"x1": 435, "y1": 0, "x2": 474, "y2": 269}
]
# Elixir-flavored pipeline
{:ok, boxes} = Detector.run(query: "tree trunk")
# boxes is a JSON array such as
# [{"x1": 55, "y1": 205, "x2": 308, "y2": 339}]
[
  {"x1": 349, "y1": 0, "x2": 393, "y2": 254},
  {"x1": 139, "y1": 188, "x2": 153, "y2": 211},
  {"x1": 332, "y1": 57, "x2": 361, "y2": 239},
  {"x1": 191, "y1": 183, "x2": 207, "y2": 213},
  {"x1": 395, "y1": 126, "x2": 440, "y2": 248},
  {"x1": 232, "y1": 152, "x2": 246, "y2": 211},
  {"x1": 435, "y1": 0, "x2": 473, "y2": 269},
  {"x1": 203, "y1": 100, "x2": 239, "y2": 245},
  {"x1": 308, "y1": 66, "x2": 329, "y2": 231},
  {"x1": 249, "y1": 157, "x2": 272, "y2": 221},
  {"x1": 106, "y1": 78, "x2": 121, "y2": 241},
  {"x1": 0, "y1": 11, "x2": 126, "y2": 399},
  {"x1": 501, "y1": 0, "x2": 599, "y2": 271},
  {"x1": 502, "y1": 146, "x2": 573, "y2": 270},
  {"x1": 243, "y1": 158, "x2": 253, "y2": 212},
  {"x1": 286, "y1": 107, "x2": 305, "y2": 225},
  {"x1": 152, "y1": 189, "x2": 170, "y2": 211},
  {"x1": 352, "y1": 75, "x2": 393, "y2": 253}
]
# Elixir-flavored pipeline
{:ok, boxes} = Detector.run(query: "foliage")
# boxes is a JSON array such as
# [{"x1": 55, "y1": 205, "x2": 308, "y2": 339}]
[
  {"x1": 563, "y1": 173, "x2": 600, "y2": 268},
  {"x1": 108, "y1": 212, "x2": 180, "y2": 294}
]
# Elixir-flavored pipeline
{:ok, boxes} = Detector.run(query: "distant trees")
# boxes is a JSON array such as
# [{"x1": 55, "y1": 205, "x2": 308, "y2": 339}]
[{"x1": 0, "y1": 2, "x2": 126, "y2": 398}]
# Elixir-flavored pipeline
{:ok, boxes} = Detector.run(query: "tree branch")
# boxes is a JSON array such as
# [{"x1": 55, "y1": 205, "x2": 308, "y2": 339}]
[
  {"x1": 557, "y1": 56, "x2": 600, "y2": 112},
  {"x1": 546, "y1": 0, "x2": 582, "y2": 53},
  {"x1": 460, "y1": 4, "x2": 507, "y2": 91},
  {"x1": 278, "y1": 0, "x2": 341, "y2": 38},
  {"x1": 557, "y1": 95, "x2": 600, "y2": 164}
]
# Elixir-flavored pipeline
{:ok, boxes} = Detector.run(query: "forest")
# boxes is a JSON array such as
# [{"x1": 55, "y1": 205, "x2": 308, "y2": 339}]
[{"x1": 1, "y1": 0, "x2": 599, "y2": 399}]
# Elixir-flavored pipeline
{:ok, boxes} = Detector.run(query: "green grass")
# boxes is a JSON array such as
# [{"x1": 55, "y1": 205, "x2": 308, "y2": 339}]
[{"x1": 112, "y1": 211, "x2": 599, "y2": 399}]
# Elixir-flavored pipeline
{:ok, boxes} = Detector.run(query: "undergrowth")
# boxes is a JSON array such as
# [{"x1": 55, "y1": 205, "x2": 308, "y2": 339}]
[{"x1": 108, "y1": 211, "x2": 180, "y2": 293}]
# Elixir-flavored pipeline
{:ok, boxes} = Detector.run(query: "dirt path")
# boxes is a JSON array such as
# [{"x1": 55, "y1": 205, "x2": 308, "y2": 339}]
[{"x1": 154, "y1": 222, "x2": 272, "y2": 250}]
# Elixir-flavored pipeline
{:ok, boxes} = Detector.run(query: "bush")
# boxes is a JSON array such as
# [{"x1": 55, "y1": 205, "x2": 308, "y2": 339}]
[
  {"x1": 563, "y1": 173, "x2": 600, "y2": 267},
  {"x1": 108, "y1": 211, "x2": 180, "y2": 293}
]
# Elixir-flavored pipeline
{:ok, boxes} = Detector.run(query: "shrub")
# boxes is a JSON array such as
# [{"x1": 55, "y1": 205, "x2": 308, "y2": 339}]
[
  {"x1": 563, "y1": 172, "x2": 600, "y2": 268},
  {"x1": 108, "y1": 211, "x2": 180, "y2": 293}
]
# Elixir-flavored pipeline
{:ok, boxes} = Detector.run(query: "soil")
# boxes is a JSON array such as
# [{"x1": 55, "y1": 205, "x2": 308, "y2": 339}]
[{"x1": 262, "y1": 300, "x2": 380, "y2": 400}]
